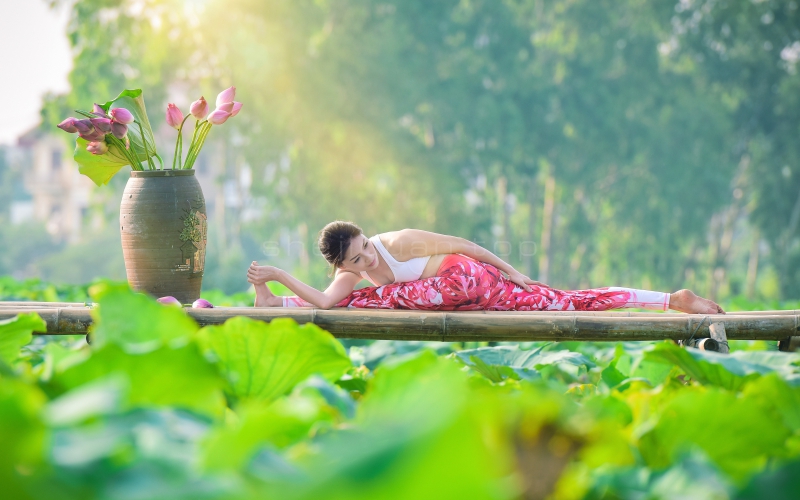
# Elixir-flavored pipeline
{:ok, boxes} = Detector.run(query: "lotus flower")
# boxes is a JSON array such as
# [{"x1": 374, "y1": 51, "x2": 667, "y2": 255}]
[
  {"x1": 217, "y1": 101, "x2": 234, "y2": 113},
  {"x1": 57, "y1": 118, "x2": 78, "y2": 133},
  {"x1": 90, "y1": 117, "x2": 113, "y2": 134},
  {"x1": 230, "y1": 101, "x2": 243, "y2": 117},
  {"x1": 92, "y1": 103, "x2": 107, "y2": 116},
  {"x1": 73, "y1": 119, "x2": 93, "y2": 134},
  {"x1": 110, "y1": 107, "x2": 134, "y2": 124},
  {"x1": 190, "y1": 96, "x2": 208, "y2": 120},
  {"x1": 111, "y1": 122, "x2": 128, "y2": 139},
  {"x1": 157, "y1": 296, "x2": 182, "y2": 306},
  {"x1": 166, "y1": 103, "x2": 183, "y2": 129},
  {"x1": 192, "y1": 298, "x2": 214, "y2": 308},
  {"x1": 207, "y1": 109, "x2": 231, "y2": 125},
  {"x1": 86, "y1": 141, "x2": 108, "y2": 155},
  {"x1": 80, "y1": 129, "x2": 106, "y2": 142},
  {"x1": 215, "y1": 86, "x2": 235, "y2": 108}
]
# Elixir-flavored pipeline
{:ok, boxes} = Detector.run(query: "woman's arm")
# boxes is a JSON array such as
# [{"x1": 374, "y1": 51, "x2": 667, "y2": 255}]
[
  {"x1": 387, "y1": 229, "x2": 545, "y2": 291},
  {"x1": 247, "y1": 263, "x2": 362, "y2": 309},
  {"x1": 387, "y1": 229, "x2": 513, "y2": 271}
]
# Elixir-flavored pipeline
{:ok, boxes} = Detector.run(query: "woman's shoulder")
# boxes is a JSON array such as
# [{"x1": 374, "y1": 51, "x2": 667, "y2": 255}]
[{"x1": 334, "y1": 268, "x2": 366, "y2": 281}]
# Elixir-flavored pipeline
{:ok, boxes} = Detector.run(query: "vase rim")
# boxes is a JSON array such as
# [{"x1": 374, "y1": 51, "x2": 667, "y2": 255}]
[{"x1": 130, "y1": 169, "x2": 196, "y2": 178}]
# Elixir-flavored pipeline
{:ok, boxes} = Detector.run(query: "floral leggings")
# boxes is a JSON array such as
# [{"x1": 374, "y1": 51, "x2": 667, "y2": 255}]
[{"x1": 282, "y1": 254, "x2": 670, "y2": 312}]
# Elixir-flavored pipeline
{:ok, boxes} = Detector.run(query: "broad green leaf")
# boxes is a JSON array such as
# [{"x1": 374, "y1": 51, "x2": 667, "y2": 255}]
[
  {"x1": 645, "y1": 343, "x2": 800, "y2": 391},
  {"x1": 196, "y1": 317, "x2": 352, "y2": 402},
  {"x1": 736, "y1": 458, "x2": 800, "y2": 500},
  {"x1": 742, "y1": 374, "x2": 800, "y2": 433},
  {"x1": 455, "y1": 345, "x2": 594, "y2": 382},
  {"x1": 0, "y1": 313, "x2": 45, "y2": 364},
  {"x1": 89, "y1": 283, "x2": 199, "y2": 352},
  {"x1": 73, "y1": 137, "x2": 129, "y2": 186},
  {"x1": 637, "y1": 387, "x2": 791, "y2": 479},
  {"x1": 44, "y1": 376, "x2": 127, "y2": 427},
  {"x1": 267, "y1": 356, "x2": 505, "y2": 500},
  {"x1": 202, "y1": 393, "x2": 334, "y2": 472},
  {"x1": 0, "y1": 378, "x2": 47, "y2": 499},
  {"x1": 54, "y1": 343, "x2": 226, "y2": 417}
]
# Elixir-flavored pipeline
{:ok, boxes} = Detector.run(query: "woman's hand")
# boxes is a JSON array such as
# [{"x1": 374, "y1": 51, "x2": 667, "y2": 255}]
[
  {"x1": 505, "y1": 269, "x2": 547, "y2": 292},
  {"x1": 247, "y1": 261, "x2": 284, "y2": 285}
]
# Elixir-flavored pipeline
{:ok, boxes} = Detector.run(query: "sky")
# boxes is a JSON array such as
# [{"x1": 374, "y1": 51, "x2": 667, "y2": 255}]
[{"x1": 0, "y1": 0, "x2": 72, "y2": 145}]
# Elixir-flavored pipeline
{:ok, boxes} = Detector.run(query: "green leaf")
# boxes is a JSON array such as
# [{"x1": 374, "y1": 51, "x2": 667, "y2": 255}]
[
  {"x1": 0, "y1": 378, "x2": 47, "y2": 499},
  {"x1": 73, "y1": 137, "x2": 129, "y2": 186},
  {"x1": 0, "y1": 313, "x2": 45, "y2": 364},
  {"x1": 202, "y1": 393, "x2": 334, "y2": 472},
  {"x1": 637, "y1": 386, "x2": 791, "y2": 479},
  {"x1": 100, "y1": 89, "x2": 160, "y2": 166},
  {"x1": 53, "y1": 343, "x2": 226, "y2": 417},
  {"x1": 644, "y1": 342, "x2": 800, "y2": 391},
  {"x1": 455, "y1": 345, "x2": 594, "y2": 382},
  {"x1": 89, "y1": 283, "x2": 199, "y2": 353},
  {"x1": 196, "y1": 317, "x2": 352, "y2": 402}
]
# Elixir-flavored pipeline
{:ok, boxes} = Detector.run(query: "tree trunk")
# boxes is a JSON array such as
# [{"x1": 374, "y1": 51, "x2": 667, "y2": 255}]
[
  {"x1": 745, "y1": 228, "x2": 760, "y2": 300},
  {"x1": 538, "y1": 175, "x2": 556, "y2": 284},
  {"x1": 526, "y1": 177, "x2": 539, "y2": 278}
]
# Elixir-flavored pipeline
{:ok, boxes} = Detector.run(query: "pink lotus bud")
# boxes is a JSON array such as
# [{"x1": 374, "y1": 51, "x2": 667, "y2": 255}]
[
  {"x1": 86, "y1": 141, "x2": 108, "y2": 155},
  {"x1": 92, "y1": 103, "x2": 107, "y2": 116},
  {"x1": 207, "y1": 109, "x2": 231, "y2": 125},
  {"x1": 157, "y1": 296, "x2": 182, "y2": 306},
  {"x1": 110, "y1": 107, "x2": 134, "y2": 124},
  {"x1": 111, "y1": 122, "x2": 128, "y2": 139},
  {"x1": 166, "y1": 103, "x2": 184, "y2": 129},
  {"x1": 230, "y1": 101, "x2": 243, "y2": 117},
  {"x1": 57, "y1": 118, "x2": 78, "y2": 133},
  {"x1": 216, "y1": 86, "x2": 236, "y2": 108},
  {"x1": 73, "y1": 119, "x2": 93, "y2": 134},
  {"x1": 216, "y1": 101, "x2": 234, "y2": 113},
  {"x1": 190, "y1": 96, "x2": 208, "y2": 120},
  {"x1": 192, "y1": 298, "x2": 214, "y2": 308},
  {"x1": 80, "y1": 129, "x2": 106, "y2": 142},
  {"x1": 90, "y1": 117, "x2": 113, "y2": 134}
]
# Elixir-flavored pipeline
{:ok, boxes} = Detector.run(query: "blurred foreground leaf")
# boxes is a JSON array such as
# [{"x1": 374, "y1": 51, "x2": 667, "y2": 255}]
[
  {"x1": 53, "y1": 344, "x2": 226, "y2": 417},
  {"x1": 89, "y1": 283, "x2": 198, "y2": 352},
  {"x1": 0, "y1": 313, "x2": 45, "y2": 365},
  {"x1": 196, "y1": 317, "x2": 352, "y2": 402}
]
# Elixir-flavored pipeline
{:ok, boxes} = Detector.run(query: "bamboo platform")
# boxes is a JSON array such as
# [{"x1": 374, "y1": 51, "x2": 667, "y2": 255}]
[{"x1": 1, "y1": 303, "x2": 798, "y2": 344}]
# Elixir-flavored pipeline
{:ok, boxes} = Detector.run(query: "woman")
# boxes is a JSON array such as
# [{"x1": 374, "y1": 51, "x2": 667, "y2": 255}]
[{"x1": 247, "y1": 221, "x2": 724, "y2": 314}]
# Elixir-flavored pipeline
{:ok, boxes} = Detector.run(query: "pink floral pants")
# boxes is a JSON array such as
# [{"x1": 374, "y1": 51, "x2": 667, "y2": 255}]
[{"x1": 282, "y1": 254, "x2": 670, "y2": 312}]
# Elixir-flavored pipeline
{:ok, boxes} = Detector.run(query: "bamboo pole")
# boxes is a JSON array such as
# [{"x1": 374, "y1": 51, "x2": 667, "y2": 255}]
[
  {"x1": 1, "y1": 306, "x2": 798, "y2": 342},
  {"x1": 0, "y1": 301, "x2": 89, "y2": 308}
]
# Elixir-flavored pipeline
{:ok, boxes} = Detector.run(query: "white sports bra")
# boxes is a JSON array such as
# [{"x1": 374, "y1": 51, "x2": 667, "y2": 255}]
[{"x1": 360, "y1": 234, "x2": 431, "y2": 285}]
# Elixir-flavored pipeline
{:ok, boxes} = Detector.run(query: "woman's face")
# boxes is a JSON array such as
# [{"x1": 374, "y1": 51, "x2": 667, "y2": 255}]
[{"x1": 339, "y1": 234, "x2": 379, "y2": 273}]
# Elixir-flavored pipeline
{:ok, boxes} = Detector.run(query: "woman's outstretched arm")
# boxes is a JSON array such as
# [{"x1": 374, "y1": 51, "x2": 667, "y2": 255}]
[
  {"x1": 386, "y1": 229, "x2": 545, "y2": 291},
  {"x1": 247, "y1": 263, "x2": 362, "y2": 308}
]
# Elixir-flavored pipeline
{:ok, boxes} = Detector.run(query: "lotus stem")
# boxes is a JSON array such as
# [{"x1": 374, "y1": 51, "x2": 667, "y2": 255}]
[{"x1": 135, "y1": 120, "x2": 155, "y2": 170}]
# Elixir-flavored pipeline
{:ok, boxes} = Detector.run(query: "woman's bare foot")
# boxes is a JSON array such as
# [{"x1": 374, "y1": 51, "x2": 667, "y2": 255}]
[
  {"x1": 254, "y1": 282, "x2": 282, "y2": 307},
  {"x1": 668, "y1": 289, "x2": 725, "y2": 314}
]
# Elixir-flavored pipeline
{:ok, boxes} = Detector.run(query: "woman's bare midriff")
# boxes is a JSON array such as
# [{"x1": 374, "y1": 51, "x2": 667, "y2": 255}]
[
  {"x1": 420, "y1": 254, "x2": 448, "y2": 279},
  {"x1": 361, "y1": 254, "x2": 452, "y2": 286}
]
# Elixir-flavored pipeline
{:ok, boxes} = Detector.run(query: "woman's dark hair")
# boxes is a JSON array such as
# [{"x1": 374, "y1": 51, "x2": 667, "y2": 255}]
[{"x1": 318, "y1": 221, "x2": 363, "y2": 275}]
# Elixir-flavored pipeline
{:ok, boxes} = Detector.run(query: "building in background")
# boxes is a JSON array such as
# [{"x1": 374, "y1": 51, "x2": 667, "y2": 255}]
[{"x1": 8, "y1": 128, "x2": 93, "y2": 243}]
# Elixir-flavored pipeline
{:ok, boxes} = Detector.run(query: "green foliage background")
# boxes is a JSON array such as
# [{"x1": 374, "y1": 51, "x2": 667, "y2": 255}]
[{"x1": 15, "y1": 0, "x2": 800, "y2": 298}]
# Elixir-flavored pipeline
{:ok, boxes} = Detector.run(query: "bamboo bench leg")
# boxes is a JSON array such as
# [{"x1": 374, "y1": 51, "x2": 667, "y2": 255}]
[
  {"x1": 708, "y1": 322, "x2": 729, "y2": 354},
  {"x1": 779, "y1": 336, "x2": 800, "y2": 352},
  {"x1": 681, "y1": 321, "x2": 729, "y2": 353}
]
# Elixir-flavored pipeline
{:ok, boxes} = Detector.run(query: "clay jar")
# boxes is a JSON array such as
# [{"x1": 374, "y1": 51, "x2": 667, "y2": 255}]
[{"x1": 120, "y1": 170, "x2": 207, "y2": 304}]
